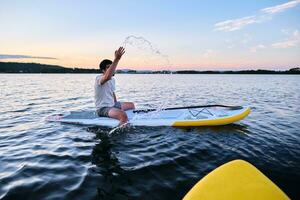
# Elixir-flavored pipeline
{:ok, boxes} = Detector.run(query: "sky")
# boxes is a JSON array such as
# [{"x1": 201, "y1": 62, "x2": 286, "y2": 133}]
[{"x1": 0, "y1": 0, "x2": 300, "y2": 70}]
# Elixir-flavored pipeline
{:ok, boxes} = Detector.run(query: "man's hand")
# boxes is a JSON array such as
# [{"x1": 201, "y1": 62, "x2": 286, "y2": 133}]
[{"x1": 115, "y1": 47, "x2": 125, "y2": 60}]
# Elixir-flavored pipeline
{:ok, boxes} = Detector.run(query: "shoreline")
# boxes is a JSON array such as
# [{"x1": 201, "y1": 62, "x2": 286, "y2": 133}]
[{"x1": 0, "y1": 61, "x2": 299, "y2": 74}]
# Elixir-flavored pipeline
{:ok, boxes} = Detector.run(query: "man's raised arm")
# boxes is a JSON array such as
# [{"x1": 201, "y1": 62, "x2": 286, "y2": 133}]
[{"x1": 101, "y1": 47, "x2": 125, "y2": 85}]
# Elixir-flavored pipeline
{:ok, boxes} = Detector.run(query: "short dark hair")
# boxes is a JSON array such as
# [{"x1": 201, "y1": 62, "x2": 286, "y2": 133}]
[{"x1": 99, "y1": 59, "x2": 112, "y2": 72}]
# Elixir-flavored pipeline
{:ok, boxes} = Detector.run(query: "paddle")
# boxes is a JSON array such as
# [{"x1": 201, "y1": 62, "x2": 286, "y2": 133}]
[{"x1": 133, "y1": 104, "x2": 243, "y2": 113}]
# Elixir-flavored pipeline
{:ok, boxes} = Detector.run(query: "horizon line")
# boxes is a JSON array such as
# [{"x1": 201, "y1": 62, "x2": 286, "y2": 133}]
[{"x1": 0, "y1": 61, "x2": 299, "y2": 72}]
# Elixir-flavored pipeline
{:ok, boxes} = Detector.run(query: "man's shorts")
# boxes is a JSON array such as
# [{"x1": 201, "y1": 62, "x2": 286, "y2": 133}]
[{"x1": 97, "y1": 102, "x2": 122, "y2": 117}]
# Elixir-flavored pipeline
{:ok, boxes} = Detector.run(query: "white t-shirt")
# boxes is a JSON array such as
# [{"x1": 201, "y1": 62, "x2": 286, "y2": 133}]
[{"x1": 94, "y1": 75, "x2": 116, "y2": 109}]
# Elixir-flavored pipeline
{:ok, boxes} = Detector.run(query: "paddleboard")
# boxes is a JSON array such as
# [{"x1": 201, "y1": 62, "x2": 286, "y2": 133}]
[
  {"x1": 46, "y1": 105, "x2": 250, "y2": 127},
  {"x1": 183, "y1": 160, "x2": 290, "y2": 200}
]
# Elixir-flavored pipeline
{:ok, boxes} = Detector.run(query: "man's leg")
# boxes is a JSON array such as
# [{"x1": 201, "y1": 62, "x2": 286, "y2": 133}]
[
  {"x1": 121, "y1": 102, "x2": 135, "y2": 111},
  {"x1": 108, "y1": 108, "x2": 128, "y2": 125}
]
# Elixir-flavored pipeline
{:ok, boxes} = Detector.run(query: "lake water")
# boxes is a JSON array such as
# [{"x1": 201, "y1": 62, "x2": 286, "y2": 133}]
[{"x1": 0, "y1": 74, "x2": 299, "y2": 199}]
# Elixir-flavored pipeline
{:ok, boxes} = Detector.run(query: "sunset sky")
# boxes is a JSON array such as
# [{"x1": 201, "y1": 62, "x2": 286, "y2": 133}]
[{"x1": 0, "y1": 0, "x2": 300, "y2": 70}]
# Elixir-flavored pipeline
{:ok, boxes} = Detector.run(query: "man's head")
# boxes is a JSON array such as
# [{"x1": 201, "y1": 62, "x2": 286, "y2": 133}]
[{"x1": 99, "y1": 59, "x2": 112, "y2": 73}]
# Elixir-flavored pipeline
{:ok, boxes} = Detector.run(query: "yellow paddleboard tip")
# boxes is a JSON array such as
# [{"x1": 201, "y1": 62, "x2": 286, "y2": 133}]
[{"x1": 183, "y1": 159, "x2": 290, "y2": 200}]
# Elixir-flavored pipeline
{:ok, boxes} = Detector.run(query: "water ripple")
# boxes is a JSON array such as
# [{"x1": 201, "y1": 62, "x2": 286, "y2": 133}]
[{"x1": 0, "y1": 74, "x2": 299, "y2": 199}]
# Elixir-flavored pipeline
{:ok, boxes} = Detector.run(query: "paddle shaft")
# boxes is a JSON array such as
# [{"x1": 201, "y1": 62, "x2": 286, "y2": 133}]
[{"x1": 133, "y1": 104, "x2": 242, "y2": 113}]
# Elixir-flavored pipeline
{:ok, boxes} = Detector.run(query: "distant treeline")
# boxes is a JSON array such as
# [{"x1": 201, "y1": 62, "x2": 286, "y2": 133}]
[
  {"x1": 0, "y1": 62, "x2": 299, "y2": 74},
  {"x1": 0, "y1": 62, "x2": 99, "y2": 73},
  {"x1": 175, "y1": 69, "x2": 300, "y2": 74}
]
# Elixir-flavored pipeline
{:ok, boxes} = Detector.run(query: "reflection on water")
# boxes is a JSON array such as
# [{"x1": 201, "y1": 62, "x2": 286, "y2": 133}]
[
  {"x1": 89, "y1": 127, "x2": 127, "y2": 199},
  {"x1": 0, "y1": 74, "x2": 299, "y2": 200}
]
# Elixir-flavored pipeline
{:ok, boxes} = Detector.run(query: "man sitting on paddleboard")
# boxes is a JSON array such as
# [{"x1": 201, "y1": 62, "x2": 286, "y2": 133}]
[{"x1": 94, "y1": 47, "x2": 135, "y2": 124}]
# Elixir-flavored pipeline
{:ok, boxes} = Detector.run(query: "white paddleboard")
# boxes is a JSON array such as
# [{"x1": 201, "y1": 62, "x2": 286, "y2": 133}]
[{"x1": 46, "y1": 105, "x2": 250, "y2": 127}]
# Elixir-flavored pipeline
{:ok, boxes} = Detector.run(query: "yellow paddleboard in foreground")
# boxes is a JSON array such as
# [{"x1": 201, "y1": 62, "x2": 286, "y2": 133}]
[{"x1": 183, "y1": 160, "x2": 290, "y2": 200}]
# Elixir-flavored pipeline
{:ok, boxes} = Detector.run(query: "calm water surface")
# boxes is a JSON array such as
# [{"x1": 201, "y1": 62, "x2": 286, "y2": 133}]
[{"x1": 0, "y1": 74, "x2": 299, "y2": 199}]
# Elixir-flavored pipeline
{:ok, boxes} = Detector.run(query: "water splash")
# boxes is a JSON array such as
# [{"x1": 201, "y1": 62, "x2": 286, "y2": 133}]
[
  {"x1": 108, "y1": 122, "x2": 130, "y2": 136},
  {"x1": 122, "y1": 35, "x2": 170, "y2": 67},
  {"x1": 122, "y1": 35, "x2": 172, "y2": 120}
]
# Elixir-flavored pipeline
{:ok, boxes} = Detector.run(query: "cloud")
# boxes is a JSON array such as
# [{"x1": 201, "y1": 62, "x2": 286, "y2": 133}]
[
  {"x1": 272, "y1": 40, "x2": 300, "y2": 48},
  {"x1": 261, "y1": 0, "x2": 300, "y2": 14},
  {"x1": 215, "y1": 1, "x2": 300, "y2": 32},
  {"x1": 271, "y1": 30, "x2": 300, "y2": 48},
  {"x1": 202, "y1": 49, "x2": 217, "y2": 58},
  {"x1": 242, "y1": 33, "x2": 252, "y2": 44},
  {"x1": 215, "y1": 16, "x2": 259, "y2": 32},
  {"x1": 0, "y1": 54, "x2": 57, "y2": 60},
  {"x1": 291, "y1": 29, "x2": 298, "y2": 37},
  {"x1": 250, "y1": 30, "x2": 300, "y2": 51},
  {"x1": 250, "y1": 44, "x2": 266, "y2": 53},
  {"x1": 227, "y1": 44, "x2": 234, "y2": 49}
]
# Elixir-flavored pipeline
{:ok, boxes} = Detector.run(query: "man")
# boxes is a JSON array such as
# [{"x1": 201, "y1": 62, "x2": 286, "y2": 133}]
[{"x1": 94, "y1": 47, "x2": 135, "y2": 125}]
